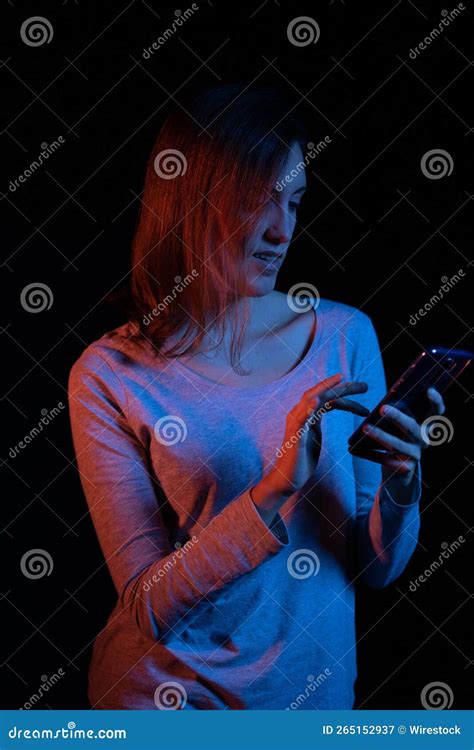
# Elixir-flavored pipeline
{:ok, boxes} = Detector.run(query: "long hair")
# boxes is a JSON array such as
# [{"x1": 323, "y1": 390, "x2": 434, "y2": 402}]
[{"x1": 128, "y1": 83, "x2": 309, "y2": 373}]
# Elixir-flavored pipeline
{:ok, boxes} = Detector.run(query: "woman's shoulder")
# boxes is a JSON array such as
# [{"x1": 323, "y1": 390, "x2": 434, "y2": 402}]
[
  {"x1": 317, "y1": 296, "x2": 374, "y2": 332},
  {"x1": 273, "y1": 290, "x2": 375, "y2": 334},
  {"x1": 68, "y1": 319, "x2": 154, "y2": 391}
]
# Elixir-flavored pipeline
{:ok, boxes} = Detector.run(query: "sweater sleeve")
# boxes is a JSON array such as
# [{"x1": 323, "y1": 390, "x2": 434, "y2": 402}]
[
  {"x1": 67, "y1": 347, "x2": 289, "y2": 644},
  {"x1": 349, "y1": 313, "x2": 421, "y2": 589}
]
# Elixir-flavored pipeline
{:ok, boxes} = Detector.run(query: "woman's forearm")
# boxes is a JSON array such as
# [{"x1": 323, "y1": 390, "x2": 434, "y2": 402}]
[{"x1": 250, "y1": 475, "x2": 294, "y2": 527}]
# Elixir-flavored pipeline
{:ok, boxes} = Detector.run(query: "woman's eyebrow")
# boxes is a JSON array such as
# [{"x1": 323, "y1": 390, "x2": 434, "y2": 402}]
[{"x1": 292, "y1": 186, "x2": 306, "y2": 194}]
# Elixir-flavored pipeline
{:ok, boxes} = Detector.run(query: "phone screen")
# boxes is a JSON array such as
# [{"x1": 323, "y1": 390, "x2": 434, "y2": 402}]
[{"x1": 348, "y1": 347, "x2": 472, "y2": 457}]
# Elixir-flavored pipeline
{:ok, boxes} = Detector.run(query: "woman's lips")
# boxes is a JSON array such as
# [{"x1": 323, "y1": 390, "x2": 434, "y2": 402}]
[{"x1": 252, "y1": 254, "x2": 282, "y2": 272}]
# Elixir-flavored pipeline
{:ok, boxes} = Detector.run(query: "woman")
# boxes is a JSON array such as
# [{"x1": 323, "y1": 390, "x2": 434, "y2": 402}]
[{"x1": 68, "y1": 84, "x2": 445, "y2": 710}]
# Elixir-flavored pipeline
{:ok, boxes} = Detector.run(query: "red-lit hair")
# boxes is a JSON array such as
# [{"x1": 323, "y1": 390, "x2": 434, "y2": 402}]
[{"x1": 128, "y1": 83, "x2": 309, "y2": 372}]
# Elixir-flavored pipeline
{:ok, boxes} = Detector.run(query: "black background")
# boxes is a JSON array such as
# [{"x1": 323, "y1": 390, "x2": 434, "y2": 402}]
[{"x1": 2, "y1": 0, "x2": 473, "y2": 710}]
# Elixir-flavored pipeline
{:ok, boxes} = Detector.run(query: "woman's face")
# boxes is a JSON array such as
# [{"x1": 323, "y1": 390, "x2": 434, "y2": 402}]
[{"x1": 245, "y1": 141, "x2": 307, "y2": 295}]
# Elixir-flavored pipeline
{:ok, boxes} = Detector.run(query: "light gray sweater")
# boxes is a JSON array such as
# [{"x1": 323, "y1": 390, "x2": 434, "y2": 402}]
[{"x1": 67, "y1": 297, "x2": 421, "y2": 710}]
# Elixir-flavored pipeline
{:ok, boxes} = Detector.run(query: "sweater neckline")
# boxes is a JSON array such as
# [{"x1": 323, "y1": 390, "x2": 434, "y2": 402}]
[{"x1": 169, "y1": 299, "x2": 324, "y2": 392}]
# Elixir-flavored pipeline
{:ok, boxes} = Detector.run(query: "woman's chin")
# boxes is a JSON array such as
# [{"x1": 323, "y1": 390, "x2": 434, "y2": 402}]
[
  {"x1": 247, "y1": 277, "x2": 277, "y2": 296},
  {"x1": 248, "y1": 266, "x2": 279, "y2": 286}
]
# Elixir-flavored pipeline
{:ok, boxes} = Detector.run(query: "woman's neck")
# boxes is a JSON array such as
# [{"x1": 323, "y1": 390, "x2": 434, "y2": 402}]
[{"x1": 162, "y1": 291, "x2": 279, "y2": 360}]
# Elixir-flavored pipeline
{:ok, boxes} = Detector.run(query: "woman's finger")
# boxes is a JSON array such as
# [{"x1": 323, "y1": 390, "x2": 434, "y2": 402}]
[
  {"x1": 305, "y1": 379, "x2": 368, "y2": 403},
  {"x1": 427, "y1": 387, "x2": 446, "y2": 415},
  {"x1": 313, "y1": 381, "x2": 369, "y2": 415},
  {"x1": 323, "y1": 381, "x2": 369, "y2": 400},
  {"x1": 291, "y1": 375, "x2": 343, "y2": 426},
  {"x1": 328, "y1": 397, "x2": 370, "y2": 417},
  {"x1": 302, "y1": 378, "x2": 370, "y2": 426},
  {"x1": 352, "y1": 447, "x2": 417, "y2": 473},
  {"x1": 362, "y1": 423, "x2": 421, "y2": 460},
  {"x1": 301, "y1": 377, "x2": 368, "y2": 417},
  {"x1": 304, "y1": 373, "x2": 344, "y2": 400},
  {"x1": 379, "y1": 404, "x2": 424, "y2": 444}
]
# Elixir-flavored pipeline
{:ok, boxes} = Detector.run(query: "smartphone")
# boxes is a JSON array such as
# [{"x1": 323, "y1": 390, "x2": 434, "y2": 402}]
[{"x1": 348, "y1": 346, "x2": 473, "y2": 458}]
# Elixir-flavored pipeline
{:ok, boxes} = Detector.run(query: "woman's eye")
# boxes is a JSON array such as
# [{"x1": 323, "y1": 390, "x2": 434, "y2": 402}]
[{"x1": 289, "y1": 203, "x2": 301, "y2": 212}]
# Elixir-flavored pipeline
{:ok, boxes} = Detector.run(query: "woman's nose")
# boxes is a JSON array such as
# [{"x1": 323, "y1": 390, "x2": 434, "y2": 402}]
[
  {"x1": 264, "y1": 207, "x2": 291, "y2": 245},
  {"x1": 265, "y1": 227, "x2": 291, "y2": 245}
]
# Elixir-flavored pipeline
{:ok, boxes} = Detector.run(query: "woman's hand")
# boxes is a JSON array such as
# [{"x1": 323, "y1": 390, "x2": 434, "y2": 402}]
[
  {"x1": 360, "y1": 387, "x2": 447, "y2": 496},
  {"x1": 264, "y1": 372, "x2": 371, "y2": 497}
]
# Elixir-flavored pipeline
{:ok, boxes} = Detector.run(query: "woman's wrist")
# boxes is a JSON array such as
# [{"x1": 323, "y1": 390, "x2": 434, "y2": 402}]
[
  {"x1": 381, "y1": 462, "x2": 421, "y2": 506},
  {"x1": 250, "y1": 475, "x2": 294, "y2": 526}
]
